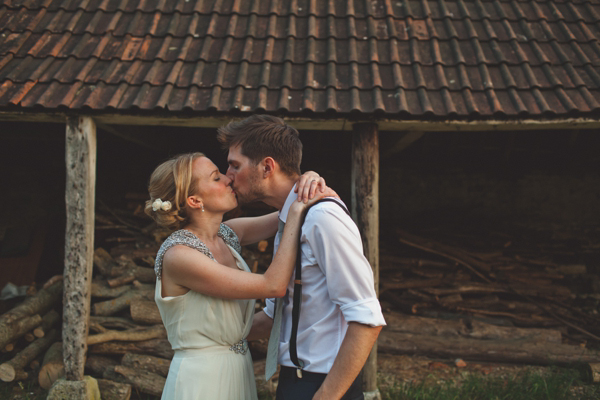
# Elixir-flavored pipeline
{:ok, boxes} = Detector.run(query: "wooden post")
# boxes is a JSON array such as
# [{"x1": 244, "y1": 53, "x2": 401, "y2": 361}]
[
  {"x1": 63, "y1": 116, "x2": 97, "y2": 381},
  {"x1": 351, "y1": 122, "x2": 380, "y2": 398}
]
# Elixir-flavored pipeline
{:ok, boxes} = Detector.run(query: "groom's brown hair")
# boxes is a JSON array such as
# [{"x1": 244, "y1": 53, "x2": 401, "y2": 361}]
[{"x1": 217, "y1": 115, "x2": 302, "y2": 177}]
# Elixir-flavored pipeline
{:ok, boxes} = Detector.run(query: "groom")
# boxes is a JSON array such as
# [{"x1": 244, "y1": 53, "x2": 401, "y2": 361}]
[{"x1": 218, "y1": 115, "x2": 385, "y2": 400}]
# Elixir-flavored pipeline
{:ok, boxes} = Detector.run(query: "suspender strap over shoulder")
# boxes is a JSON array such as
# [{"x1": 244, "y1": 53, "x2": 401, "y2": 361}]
[{"x1": 289, "y1": 198, "x2": 351, "y2": 377}]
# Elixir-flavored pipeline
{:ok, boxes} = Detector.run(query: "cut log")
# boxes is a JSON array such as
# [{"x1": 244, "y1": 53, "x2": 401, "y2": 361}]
[
  {"x1": 88, "y1": 338, "x2": 174, "y2": 359},
  {"x1": 107, "y1": 274, "x2": 136, "y2": 288},
  {"x1": 0, "y1": 329, "x2": 58, "y2": 382},
  {"x1": 384, "y1": 312, "x2": 562, "y2": 343},
  {"x1": 97, "y1": 378, "x2": 132, "y2": 400},
  {"x1": 38, "y1": 342, "x2": 64, "y2": 389},
  {"x1": 92, "y1": 289, "x2": 154, "y2": 316},
  {"x1": 94, "y1": 248, "x2": 120, "y2": 277},
  {"x1": 33, "y1": 309, "x2": 60, "y2": 338},
  {"x1": 0, "y1": 281, "x2": 62, "y2": 337},
  {"x1": 114, "y1": 365, "x2": 166, "y2": 397},
  {"x1": 0, "y1": 314, "x2": 42, "y2": 349},
  {"x1": 92, "y1": 282, "x2": 131, "y2": 298},
  {"x1": 87, "y1": 325, "x2": 167, "y2": 346},
  {"x1": 89, "y1": 316, "x2": 138, "y2": 331},
  {"x1": 85, "y1": 355, "x2": 119, "y2": 377},
  {"x1": 130, "y1": 300, "x2": 161, "y2": 325},
  {"x1": 122, "y1": 353, "x2": 170, "y2": 377},
  {"x1": 378, "y1": 329, "x2": 600, "y2": 365}
]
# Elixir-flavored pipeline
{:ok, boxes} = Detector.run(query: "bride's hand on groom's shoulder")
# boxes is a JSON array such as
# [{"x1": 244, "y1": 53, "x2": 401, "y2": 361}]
[{"x1": 295, "y1": 171, "x2": 326, "y2": 203}]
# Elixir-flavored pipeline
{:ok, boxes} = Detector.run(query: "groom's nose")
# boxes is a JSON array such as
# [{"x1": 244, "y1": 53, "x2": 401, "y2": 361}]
[{"x1": 226, "y1": 167, "x2": 235, "y2": 182}]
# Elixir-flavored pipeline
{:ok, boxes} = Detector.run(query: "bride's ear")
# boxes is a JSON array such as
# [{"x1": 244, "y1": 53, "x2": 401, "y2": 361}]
[{"x1": 187, "y1": 195, "x2": 203, "y2": 210}]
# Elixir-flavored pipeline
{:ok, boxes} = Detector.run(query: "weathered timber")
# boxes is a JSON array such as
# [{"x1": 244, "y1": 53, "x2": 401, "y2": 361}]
[
  {"x1": 385, "y1": 312, "x2": 562, "y2": 343},
  {"x1": 92, "y1": 282, "x2": 131, "y2": 298},
  {"x1": 396, "y1": 229, "x2": 493, "y2": 281},
  {"x1": 130, "y1": 300, "x2": 162, "y2": 325},
  {"x1": 63, "y1": 115, "x2": 97, "y2": 381},
  {"x1": 96, "y1": 378, "x2": 132, "y2": 400},
  {"x1": 94, "y1": 248, "x2": 120, "y2": 277},
  {"x1": 351, "y1": 122, "x2": 379, "y2": 394},
  {"x1": 0, "y1": 280, "x2": 62, "y2": 331},
  {"x1": 92, "y1": 288, "x2": 154, "y2": 316},
  {"x1": 114, "y1": 365, "x2": 166, "y2": 397},
  {"x1": 378, "y1": 330, "x2": 600, "y2": 365},
  {"x1": 89, "y1": 316, "x2": 138, "y2": 331},
  {"x1": 33, "y1": 309, "x2": 60, "y2": 338},
  {"x1": 0, "y1": 314, "x2": 42, "y2": 349},
  {"x1": 107, "y1": 274, "x2": 136, "y2": 288},
  {"x1": 85, "y1": 355, "x2": 119, "y2": 377},
  {"x1": 38, "y1": 342, "x2": 64, "y2": 389},
  {"x1": 88, "y1": 338, "x2": 174, "y2": 359},
  {"x1": 122, "y1": 353, "x2": 170, "y2": 377},
  {"x1": 87, "y1": 325, "x2": 167, "y2": 346},
  {"x1": 0, "y1": 329, "x2": 58, "y2": 382}
]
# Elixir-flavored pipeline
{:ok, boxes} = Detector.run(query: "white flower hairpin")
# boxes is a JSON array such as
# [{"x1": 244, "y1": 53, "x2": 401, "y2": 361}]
[{"x1": 152, "y1": 198, "x2": 172, "y2": 212}]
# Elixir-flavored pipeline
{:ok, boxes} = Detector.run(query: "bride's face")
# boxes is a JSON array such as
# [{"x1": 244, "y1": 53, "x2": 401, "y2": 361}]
[{"x1": 190, "y1": 157, "x2": 237, "y2": 213}]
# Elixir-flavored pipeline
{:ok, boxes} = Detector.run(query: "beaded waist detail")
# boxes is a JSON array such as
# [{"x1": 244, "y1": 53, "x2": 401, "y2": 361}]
[{"x1": 229, "y1": 339, "x2": 249, "y2": 355}]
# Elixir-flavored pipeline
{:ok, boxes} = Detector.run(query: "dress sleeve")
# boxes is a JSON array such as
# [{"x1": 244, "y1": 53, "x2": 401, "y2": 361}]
[
  {"x1": 219, "y1": 223, "x2": 242, "y2": 255},
  {"x1": 303, "y1": 205, "x2": 386, "y2": 327}
]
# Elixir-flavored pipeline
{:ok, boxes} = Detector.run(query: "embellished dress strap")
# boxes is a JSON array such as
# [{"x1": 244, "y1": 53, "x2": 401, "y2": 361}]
[{"x1": 154, "y1": 224, "x2": 241, "y2": 279}]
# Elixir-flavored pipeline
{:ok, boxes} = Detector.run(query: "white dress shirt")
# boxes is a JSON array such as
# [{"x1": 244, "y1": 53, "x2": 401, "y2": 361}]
[{"x1": 264, "y1": 187, "x2": 386, "y2": 374}]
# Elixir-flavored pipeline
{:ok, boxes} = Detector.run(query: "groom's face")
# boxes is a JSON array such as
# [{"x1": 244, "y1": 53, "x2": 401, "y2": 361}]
[{"x1": 226, "y1": 145, "x2": 265, "y2": 205}]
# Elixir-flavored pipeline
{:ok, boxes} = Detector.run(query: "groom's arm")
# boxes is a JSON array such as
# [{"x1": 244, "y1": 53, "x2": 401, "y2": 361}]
[
  {"x1": 247, "y1": 310, "x2": 273, "y2": 341},
  {"x1": 312, "y1": 322, "x2": 381, "y2": 400}
]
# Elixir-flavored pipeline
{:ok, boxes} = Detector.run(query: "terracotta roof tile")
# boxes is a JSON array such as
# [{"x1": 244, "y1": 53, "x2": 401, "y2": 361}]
[{"x1": 2, "y1": 0, "x2": 600, "y2": 118}]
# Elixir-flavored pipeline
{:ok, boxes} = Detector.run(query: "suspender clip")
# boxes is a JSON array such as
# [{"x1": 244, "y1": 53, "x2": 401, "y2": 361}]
[
  {"x1": 294, "y1": 279, "x2": 302, "y2": 285},
  {"x1": 296, "y1": 368, "x2": 303, "y2": 379}
]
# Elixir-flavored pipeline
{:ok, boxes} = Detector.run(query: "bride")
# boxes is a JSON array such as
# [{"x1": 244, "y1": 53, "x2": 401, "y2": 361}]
[{"x1": 145, "y1": 152, "x2": 333, "y2": 399}]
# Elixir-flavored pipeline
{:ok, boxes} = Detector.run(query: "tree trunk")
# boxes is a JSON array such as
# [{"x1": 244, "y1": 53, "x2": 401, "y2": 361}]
[
  {"x1": 0, "y1": 314, "x2": 42, "y2": 349},
  {"x1": 63, "y1": 115, "x2": 97, "y2": 381},
  {"x1": 96, "y1": 378, "x2": 132, "y2": 400},
  {"x1": 0, "y1": 329, "x2": 58, "y2": 382},
  {"x1": 113, "y1": 365, "x2": 166, "y2": 397},
  {"x1": 130, "y1": 300, "x2": 161, "y2": 325},
  {"x1": 87, "y1": 325, "x2": 167, "y2": 346},
  {"x1": 378, "y1": 330, "x2": 600, "y2": 365},
  {"x1": 38, "y1": 341, "x2": 64, "y2": 389},
  {"x1": 122, "y1": 353, "x2": 170, "y2": 377},
  {"x1": 88, "y1": 338, "x2": 174, "y2": 359}
]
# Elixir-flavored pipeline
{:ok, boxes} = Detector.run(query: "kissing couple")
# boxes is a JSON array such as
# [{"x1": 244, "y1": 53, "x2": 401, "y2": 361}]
[{"x1": 146, "y1": 115, "x2": 386, "y2": 400}]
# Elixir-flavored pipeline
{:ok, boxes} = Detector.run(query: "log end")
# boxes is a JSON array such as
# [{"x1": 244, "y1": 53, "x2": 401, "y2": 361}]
[{"x1": 0, "y1": 363, "x2": 16, "y2": 382}]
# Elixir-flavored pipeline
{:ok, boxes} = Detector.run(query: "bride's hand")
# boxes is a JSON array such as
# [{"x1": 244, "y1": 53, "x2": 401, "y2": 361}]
[
  {"x1": 295, "y1": 171, "x2": 326, "y2": 203},
  {"x1": 290, "y1": 185, "x2": 339, "y2": 214}
]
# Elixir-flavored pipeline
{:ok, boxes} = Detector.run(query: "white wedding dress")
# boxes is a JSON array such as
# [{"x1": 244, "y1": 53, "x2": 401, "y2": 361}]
[{"x1": 154, "y1": 227, "x2": 258, "y2": 400}]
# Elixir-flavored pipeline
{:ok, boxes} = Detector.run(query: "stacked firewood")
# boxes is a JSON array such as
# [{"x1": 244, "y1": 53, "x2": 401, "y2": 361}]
[
  {"x1": 0, "y1": 277, "x2": 62, "y2": 387},
  {"x1": 378, "y1": 226, "x2": 600, "y2": 368}
]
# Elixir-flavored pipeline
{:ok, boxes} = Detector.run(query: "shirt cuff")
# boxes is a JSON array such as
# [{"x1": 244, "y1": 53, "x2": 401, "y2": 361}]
[
  {"x1": 339, "y1": 298, "x2": 387, "y2": 327},
  {"x1": 263, "y1": 298, "x2": 275, "y2": 319}
]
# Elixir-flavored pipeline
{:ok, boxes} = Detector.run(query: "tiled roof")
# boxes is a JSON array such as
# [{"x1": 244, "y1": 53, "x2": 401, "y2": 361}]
[{"x1": 1, "y1": 0, "x2": 600, "y2": 118}]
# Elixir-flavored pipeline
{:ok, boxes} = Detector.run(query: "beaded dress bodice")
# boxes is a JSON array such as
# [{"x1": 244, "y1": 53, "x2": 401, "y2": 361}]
[{"x1": 154, "y1": 224, "x2": 242, "y2": 279}]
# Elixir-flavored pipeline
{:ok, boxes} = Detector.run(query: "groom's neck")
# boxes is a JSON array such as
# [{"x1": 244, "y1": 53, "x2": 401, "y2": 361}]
[{"x1": 262, "y1": 174, "x2": 298, "y2": 211}]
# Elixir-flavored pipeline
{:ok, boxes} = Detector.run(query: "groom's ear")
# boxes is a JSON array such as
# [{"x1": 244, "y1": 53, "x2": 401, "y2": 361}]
[{"x1": 262, "y1": 157, "x2": 276, "y2": 178}]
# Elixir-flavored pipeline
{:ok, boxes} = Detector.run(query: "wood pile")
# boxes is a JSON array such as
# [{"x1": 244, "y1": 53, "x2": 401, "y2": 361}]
[{"x1": 378, "y1": 225, "x2": 600, "y2": 368}]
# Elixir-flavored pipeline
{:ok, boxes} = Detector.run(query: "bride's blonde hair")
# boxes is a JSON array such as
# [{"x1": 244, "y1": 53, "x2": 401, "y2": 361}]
[{"x1": 144, "y1": 152, "x2": 205, "y2": 231}]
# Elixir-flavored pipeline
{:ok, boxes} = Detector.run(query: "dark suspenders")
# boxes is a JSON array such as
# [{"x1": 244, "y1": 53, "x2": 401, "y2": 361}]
[{"x1": 289, "y1": 198, "x2": 351, "y2": 377}]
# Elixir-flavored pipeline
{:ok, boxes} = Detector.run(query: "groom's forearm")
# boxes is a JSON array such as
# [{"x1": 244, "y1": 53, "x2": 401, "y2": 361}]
[
  {"x1": 312, "y1": 322, "x2": 382, "y2": 400},
  {"x1": 247, "y1": 310, "x2": 273, "y2": 341}
]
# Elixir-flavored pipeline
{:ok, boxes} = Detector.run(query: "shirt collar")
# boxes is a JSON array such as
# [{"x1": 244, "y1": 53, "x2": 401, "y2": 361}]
[{"x1": 279, "y1": 184, "x2": 297, "y2": 224}]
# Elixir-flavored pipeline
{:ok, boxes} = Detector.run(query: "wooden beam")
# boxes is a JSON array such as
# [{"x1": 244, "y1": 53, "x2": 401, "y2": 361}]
[
  {"x1": 351, "y1": 122, "x2": 380, "y2": 397},
  {"x1": 63, "y1": 116, "x2": 97, "y2": 381},
  {"x1": 2, "y1": 111, "x2": 600, "y2": 132}
]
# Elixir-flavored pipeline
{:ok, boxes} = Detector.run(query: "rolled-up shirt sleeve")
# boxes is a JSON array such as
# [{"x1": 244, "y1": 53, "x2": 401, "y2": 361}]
[
  {"x1": 264, "y1": 297, "x2": 275, "y2": 319},
  {"x1": 303, "y1": 205, "x2": 386, "y2": 327}
]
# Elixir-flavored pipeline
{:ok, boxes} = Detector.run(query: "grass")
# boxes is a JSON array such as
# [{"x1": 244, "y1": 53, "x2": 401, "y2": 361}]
[{"x1": 379, "y1": 367, "x2": 600, "y2": 400}]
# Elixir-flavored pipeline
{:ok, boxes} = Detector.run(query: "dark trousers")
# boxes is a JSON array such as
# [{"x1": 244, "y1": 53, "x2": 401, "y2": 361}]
[{"x1": 275, "y1": 366, "x2": 364, "y2": 400}]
